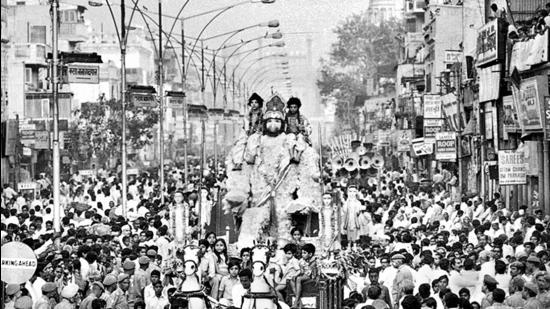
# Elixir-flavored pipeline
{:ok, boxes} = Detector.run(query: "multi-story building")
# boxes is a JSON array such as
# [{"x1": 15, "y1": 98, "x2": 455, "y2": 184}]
[{"x1": 367, "y1": 0, "x2": 405, "y2": 24}]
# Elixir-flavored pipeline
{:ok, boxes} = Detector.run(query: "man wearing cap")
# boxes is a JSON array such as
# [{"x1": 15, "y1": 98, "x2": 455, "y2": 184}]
[
  {"x1": 145, "y1": 250, "x2": 161, "y2": 279},
  {"x1": 134, "y1": 256, "x2": 151, "y2": 303},
  {"x1": 525, "y1": 256, "x2": 543, "y2": 282},
  {"x1": 504, "y1": 277, "x2": 526, "y2": 308},
  {"x1": 121, "y1": 260, "x2": 137, "y2": 309},
  {"x1": 107, "y1": 274, "x2": 130, "y2": 309},
  {"x1": 481, "y1": 275, "x2": 499, "y2": 309},
  {"x1": 5, "y1": 284, "x2": 22, "y2": 309},
  {"x1": 391, "y1": 253, "x2": 413, "y2": 309},
  {"x1": 523, "y1": 282, "x2": 543, "y2": 309},
  {"x1": 54, "y1": 283, "x2": 79, "y2": 309},
  {"x1": 534, "y1": 271, "x2": 550, "y2": 308},
  {"x1": 101, "y1": 275, "x2": 118, "y2": 303},
  {"x1": 35, "y1": 283, "x2": 58, "y2": 309},
  {"x1": 80, "y1": 282, "x2": 104, "y2": 309},
  {"x1": 14, "y1": 296, "x2": 33, "y2": 309}
]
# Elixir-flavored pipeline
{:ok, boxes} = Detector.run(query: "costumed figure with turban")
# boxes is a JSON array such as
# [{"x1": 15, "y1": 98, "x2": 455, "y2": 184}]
[{"x1": 247, "y1": 93, "x2": 264, "y2": 136}]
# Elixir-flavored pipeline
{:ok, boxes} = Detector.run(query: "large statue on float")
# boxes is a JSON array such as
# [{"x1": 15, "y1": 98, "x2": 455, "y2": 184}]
[{"x1": 224, "y1": 94, "x2": 322, "y2": 248}]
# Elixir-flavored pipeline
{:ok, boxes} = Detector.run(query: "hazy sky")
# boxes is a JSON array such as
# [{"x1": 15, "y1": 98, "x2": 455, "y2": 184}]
[{"x1": 71, "y1": 0, "x2": 371, "y2": 66}]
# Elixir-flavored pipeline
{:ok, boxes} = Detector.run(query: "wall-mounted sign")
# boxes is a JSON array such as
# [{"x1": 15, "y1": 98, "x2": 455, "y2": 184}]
[
  {"x1": 512, "y1": 75, "x2": 548, "y2": 132},
  {"x1": 435, "y1": 132, "x2": 457, "y2": 161},
  {"x1": 503, "y1": 95, "x2": 520, "y2": 137},
  {"x1": 498, "y1": 150, "x2": 526, "y2": 185},
  {"x1": 397, "y1": 130, "x2": 413, "y2": 152},
  {"x1": 545, "y1": 96, "x2": 550, "y2": 140}
]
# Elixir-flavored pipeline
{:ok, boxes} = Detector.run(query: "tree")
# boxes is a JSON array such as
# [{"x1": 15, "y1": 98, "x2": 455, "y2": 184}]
[
  {"x1": 69, "y1": 95, "x2": 159, "y2": 168},
  {"x1": 317, "y1": 14, "x2": 403, "y2": 134}
]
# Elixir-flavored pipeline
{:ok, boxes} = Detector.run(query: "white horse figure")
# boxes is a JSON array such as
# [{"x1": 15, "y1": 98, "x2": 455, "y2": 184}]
[
  {"x1": 240, "y1": 245, "x2": 289, "y2": 309},
  {"x1": 177, "y1": 245, "x2": 212, "y2": 309}
]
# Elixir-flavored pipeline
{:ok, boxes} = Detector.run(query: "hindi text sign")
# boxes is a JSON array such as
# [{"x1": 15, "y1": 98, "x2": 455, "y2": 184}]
[
  {"x1": 423, "y1": 94, "x2": 442, "y2": 118},
  {"x1": 66, "y1": 65, "x2": 99, "y2": 84}
]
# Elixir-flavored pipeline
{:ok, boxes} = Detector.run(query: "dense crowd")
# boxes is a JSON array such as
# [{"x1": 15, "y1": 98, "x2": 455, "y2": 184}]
[{"x1": 1, "y1": 163, "x2": 550, "y2": 309}]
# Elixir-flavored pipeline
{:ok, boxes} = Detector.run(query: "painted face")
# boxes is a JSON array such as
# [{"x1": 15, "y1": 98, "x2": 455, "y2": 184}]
[
  {"x1": 289, "y1": 104, "x2": 299, "y2": 113},
  {"x1": 251, "y1": 100, "x2": 260, "y2": 110},
  {"x1": 265, "y1": 119, "x2": 282, "y2": 133},
  {"x1": 322, "y1": 195, "x2": 332, "y2": 206}
]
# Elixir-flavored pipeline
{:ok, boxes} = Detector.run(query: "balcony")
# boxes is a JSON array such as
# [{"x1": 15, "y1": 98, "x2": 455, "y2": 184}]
[
  {"x1": 11, "y1": 43, "x2": 48, "y2": 66},
  {"x1": 405, "y1": 0, "x2": 426, "y2": 15},
  {"x1": 59, "y1": 22, "x2": 88, "y2": 43}
]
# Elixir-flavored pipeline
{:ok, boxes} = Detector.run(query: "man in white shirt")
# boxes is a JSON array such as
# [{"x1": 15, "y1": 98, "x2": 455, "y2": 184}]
[
  {"x1": 232, "y1": 269, "x2": 252, "y2": 308},
  {"x1": 144, "y1": 281, "x2": 168, "y2": 309}
]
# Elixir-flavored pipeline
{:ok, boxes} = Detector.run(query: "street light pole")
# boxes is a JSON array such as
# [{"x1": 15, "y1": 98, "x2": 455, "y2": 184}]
[
  {"x1": 181, "y1": 19, "x2": 189, "y2": 185},
  {"x1": 158, "y1": 0, "x2": 165, "y2": 205},
  {"x1": 119, "y1": 0, "x2": 130, "y2": 218},
  {"x1": 51, "y1": 0, "x2": 61, "y2": 232}
]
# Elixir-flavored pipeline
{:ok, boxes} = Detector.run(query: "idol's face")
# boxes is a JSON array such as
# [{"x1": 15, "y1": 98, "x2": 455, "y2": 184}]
[
  {"x1": 251, "y1": 100, "x2": 260, "y2": 110},
  {"x1": 288, "y1": 104, "x2": 299, "y2": 113},
  {"x1": 265, "y1": 118, "x2": 282, "y2": 133}
]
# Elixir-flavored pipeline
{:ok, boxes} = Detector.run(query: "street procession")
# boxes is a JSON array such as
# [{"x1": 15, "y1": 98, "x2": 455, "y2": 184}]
[{"x1": 2, "y1": 0, "x2": 550, "y2": 309}]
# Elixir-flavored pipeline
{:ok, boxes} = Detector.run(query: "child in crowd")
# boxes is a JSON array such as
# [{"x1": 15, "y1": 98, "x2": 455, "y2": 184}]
[
  {"x1": 218, "y1": 260, "x2": 241, "y2": 306},
  {"x1": 291, "y1": 243, "x2": 318, "y2": 308},
  {"x1": 276, "y1": 244, "x2": 301, "y2": 300},
  {"x1": 210, "y1": 238, "x2": 229, "y2": 299}
]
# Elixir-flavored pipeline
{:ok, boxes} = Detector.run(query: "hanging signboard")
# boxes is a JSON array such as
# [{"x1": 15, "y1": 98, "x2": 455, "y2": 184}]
[
  {"x1": 65, "y1": 65, "x2": 100, "y2": 84},
  {"x1": 435, "y1": 132, "x2": 457, "y2": 161},
  {"x1": 378, "y1": 130, "x2": 390, "y2": 146},
  {"x1": 20, "y1": 130, "x2": 35, "y2": 146},
  {"x1": 412, "y1": 138, "x2": 433, "y2": 156},
  {"x1": 545, "y1": 96, "x2": 550, "y2": 140},
  {"x1": 498, "y1": 150, "x2": 526, "y2": 185},
  {"x1": 423, "y1": 94, "x2": 442, "y2": 118},
  {"x1": 512, "y1": 75, "x2": 548, "y2": 132},
  {"x1": 131, "y1": 93, "x2": 157, "y2": 108},
  {"x1": 167, "y1": 96, "x2": 184, "y2": 109},
  {"x1": 423, "y1": 118, "x2": 444, "y2": 144}
]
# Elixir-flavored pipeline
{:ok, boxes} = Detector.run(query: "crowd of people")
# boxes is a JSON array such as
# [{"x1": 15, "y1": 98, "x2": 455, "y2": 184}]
[{"x1": 1, "y1": 158, "x2": 550, "y2": 309}]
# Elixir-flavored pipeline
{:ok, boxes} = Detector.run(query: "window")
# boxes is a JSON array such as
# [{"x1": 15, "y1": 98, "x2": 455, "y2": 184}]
[
  {"x1": 30, "y1": 26, "x2": 46, "y2": 44},
  {"x1": 25, "y1": 68, "x2": 32, "y2": 84}
]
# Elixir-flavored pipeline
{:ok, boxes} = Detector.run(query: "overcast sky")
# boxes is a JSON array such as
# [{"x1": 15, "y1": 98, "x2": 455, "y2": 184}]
[{"x1": 73, "y1": 0, "x2": 371, "y2": 66}]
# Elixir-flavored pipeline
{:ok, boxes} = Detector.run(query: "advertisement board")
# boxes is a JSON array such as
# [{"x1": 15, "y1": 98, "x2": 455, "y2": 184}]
[
  {"x1": 476, "y1": 19, "x2": 503, "y2": 67},
  {"x1": 435, "y1": 132, "x2": 457, "y2": 161},
  {"x1": 512, "y1": 76, "x2": 547, "y2": 132},
  {"x1": 397, "y1": 130, "x2": 413, "y2": 152},
  {"x1": 498, "y1": 150, "x2": 526, "y2": 185},
  {"x1": 412, "y1": 138, "x2": 433, "y2": 156},
  {"x1": 423, "y1": 119, "x2": 444, "y2": 144},
  {"x1": 423, "y1": 94, "x2": 442, "y2": 118}
]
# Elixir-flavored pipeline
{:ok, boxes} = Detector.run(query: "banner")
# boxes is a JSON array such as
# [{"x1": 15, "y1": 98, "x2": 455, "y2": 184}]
[
  {"x1": 512, "y1": 75, "x2": 548, "y2": 132},
  {"x1": 423, "y1": 94, "x2": 442, "y2": 118},
  {"x1": 423, "y1": 118, "x2": 444, "y2": 144},
  {"x1": 498, "y1": 150, "x2": 526, "y2": 185},
  {"x1": 435, "y1": 132, "x2": 457, "y2": 161}
]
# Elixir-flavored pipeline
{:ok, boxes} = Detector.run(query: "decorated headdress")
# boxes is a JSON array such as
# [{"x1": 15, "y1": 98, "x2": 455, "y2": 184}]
[
  {"x1": 248, "y1": 93, "x2": 264, "y2": 107},
  {"x1": 263, "y1": 95, "x2": 285, "y2": 121},
  {"x1": 287, "y1": 97, "x2": 302, "y2": 108}
]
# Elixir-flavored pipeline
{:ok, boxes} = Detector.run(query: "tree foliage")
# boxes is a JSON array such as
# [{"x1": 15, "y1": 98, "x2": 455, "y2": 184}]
[
  {"x1": 317, "y1": 14, "x2": 403, "y2": 133},
  {"x1": 70, "y1": 97, "x2": 159, "y2": 166}
]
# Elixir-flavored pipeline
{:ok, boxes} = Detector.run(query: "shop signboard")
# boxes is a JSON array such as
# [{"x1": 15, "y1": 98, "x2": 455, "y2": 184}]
[
  {"x1": 34, "y1": 131, "x2": 49, "y2": 149},
  {"x1": 512, "y1": 76, "x2": 547, "y2": 132},
  {"x1": 378, "y1": 130, "x2": 390, "y2": 146},
  {"x1": 435, "y1": 132, "x2": 457, "y2": 161},
  {"x1": 20, "y1": 130, "x2": 35, "y2": 146},
  {"x1": 444, "y1": 50, "x2": 462, "y2": 63},
  {"x1": 423, "y1": 94, "x2": 442, "y2": 118},
  {"x1": 423, "y1": 119, "x2": 444, "y2": 144},
  {"x1": 441, "y1": 93, "x2": 465, "y2": 131},
  {"x1": 131, "y1": 93, "x2": 157, "y2": 108},
  {"x1": 498, "y1": 150, "x2": 526, "y2": 185}
]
